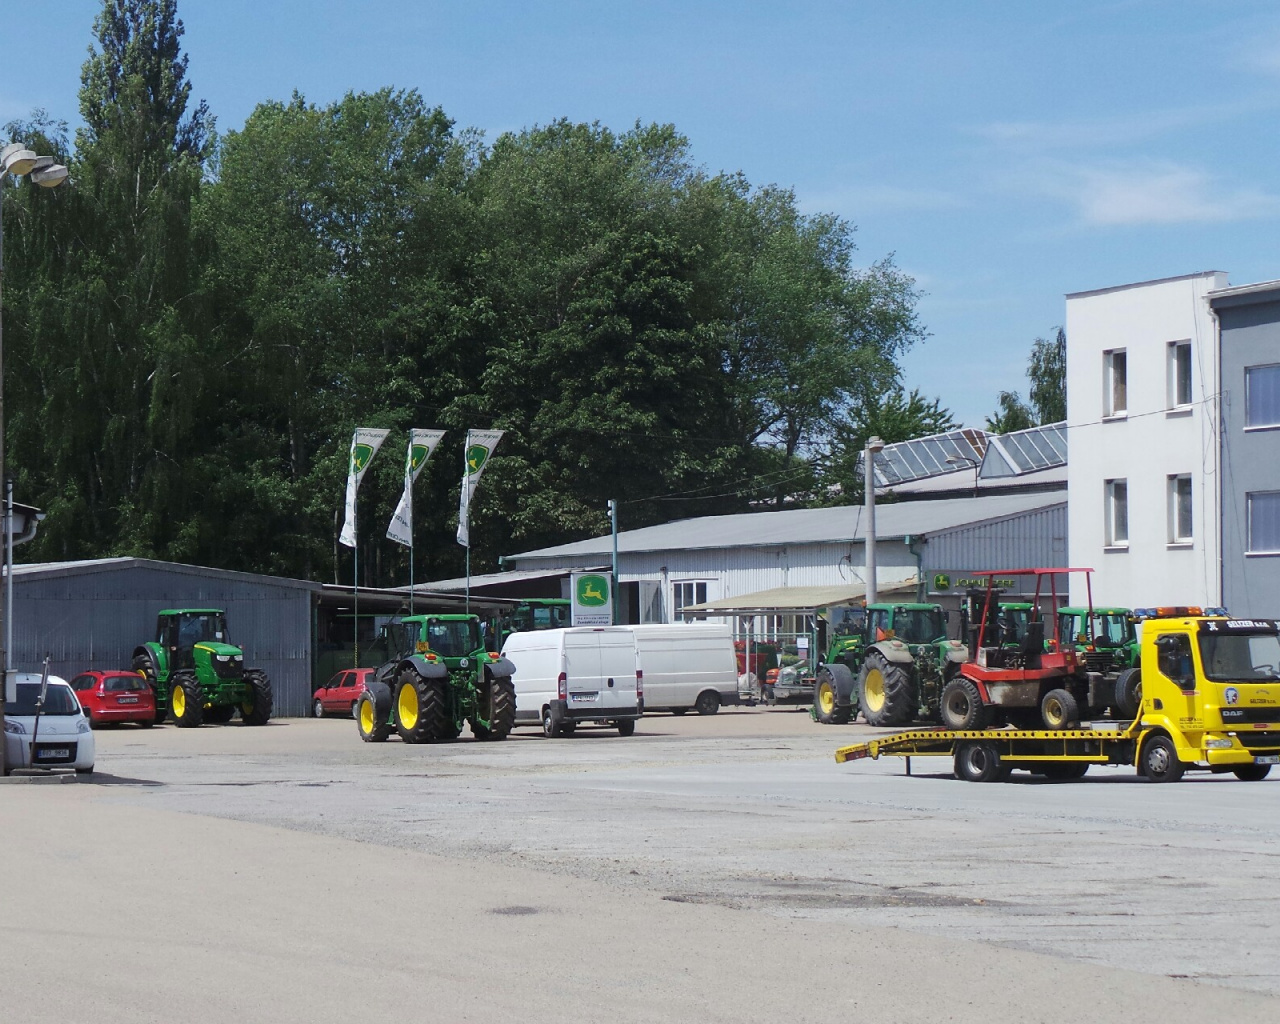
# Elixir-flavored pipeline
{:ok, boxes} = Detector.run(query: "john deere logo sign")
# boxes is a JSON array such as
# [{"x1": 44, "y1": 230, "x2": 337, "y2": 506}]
[
  {"x1": 934, "y1": 573, "x2": 951, "y2": 591},
  {"x1": 576, "y1": 574, "x2": 609, "y2": 607},
  {"x1": 571, "y1": 571, "x2": 613, "y2": 625},
  {"x1": 409, "y1": 444, "x2": 429, "y2": 472},
  {"x1": 465, "y1": 444, "x2": 489, "y2": 475},
  {"x1": 352, "y1": 443, "x2": 374, "y2": 473}
]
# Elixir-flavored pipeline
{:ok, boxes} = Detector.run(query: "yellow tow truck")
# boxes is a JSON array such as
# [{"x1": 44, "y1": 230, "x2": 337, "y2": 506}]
[{"x1": 835, "y1": 609, "x2": 1280, "y2": 782}]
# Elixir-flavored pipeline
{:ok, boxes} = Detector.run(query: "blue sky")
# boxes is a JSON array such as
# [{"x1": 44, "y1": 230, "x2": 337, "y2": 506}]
[{"x1": 7, "y1": 1, "x2": 1280, "y2": 426}]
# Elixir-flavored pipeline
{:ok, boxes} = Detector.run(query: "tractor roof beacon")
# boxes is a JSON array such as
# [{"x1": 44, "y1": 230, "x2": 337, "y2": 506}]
[
  {"x1": 836, "y1": 609, "x2": 1280, "y2": 784},
  {"x1": 132, "y1": 609, "x2": 272, "y2": 728},
  {"x1": 355, "y1": 614, "x2": 518, "y2": 744}
]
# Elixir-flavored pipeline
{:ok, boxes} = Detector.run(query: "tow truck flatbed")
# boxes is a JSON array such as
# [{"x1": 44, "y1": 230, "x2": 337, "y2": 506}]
[{"x1": 836, "y1": 724, "x2": 1136, "y2": 767}]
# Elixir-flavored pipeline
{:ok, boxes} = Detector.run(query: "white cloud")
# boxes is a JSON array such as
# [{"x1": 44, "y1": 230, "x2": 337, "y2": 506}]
[{"x1": 1025, "y1": 161, "x2": 1280, "y2": 227}]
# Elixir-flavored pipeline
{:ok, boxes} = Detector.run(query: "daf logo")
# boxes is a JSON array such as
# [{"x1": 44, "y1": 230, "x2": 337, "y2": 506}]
[{"x1": 1225, "y1": 687, "x2": 1240, "y2": 705}]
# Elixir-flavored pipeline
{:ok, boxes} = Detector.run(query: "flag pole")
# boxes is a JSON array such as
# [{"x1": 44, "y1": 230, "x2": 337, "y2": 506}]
[
  {"x1": 409, "y1": 539, "x2": 415, "y2": 617},
  {"x1": 353, "y1": 503, "x2": 359, "y2": 670}
]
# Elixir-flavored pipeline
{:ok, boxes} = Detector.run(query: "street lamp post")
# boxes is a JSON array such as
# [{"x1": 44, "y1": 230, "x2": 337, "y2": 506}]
[
  {"x1": 946, "y1": 454, "x2": 980, "y2": 497},
  {"x1": 863, "y1": 436, "x2": 885, "y2": 605},
  {"x1": 0, "y1": 142, "x2": 68, "y2": 773}
]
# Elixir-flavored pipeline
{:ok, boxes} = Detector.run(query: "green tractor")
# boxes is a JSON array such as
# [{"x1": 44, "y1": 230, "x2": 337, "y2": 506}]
[
  {"x1": 132, "y1": 609, "x2": 273, "y2": 727},
  {"x1": 813, "y1": 603, "x2": 968, "y2": 726},
  {"x1": 1057, "y1": 606, "x2": 1141, "y2": 718},
  {"x1": 495, "y1": 598, "x2": 570, "y2": 646},
  {"x1": 355, "y1": 613, "x2": 516, "y2": 743}
]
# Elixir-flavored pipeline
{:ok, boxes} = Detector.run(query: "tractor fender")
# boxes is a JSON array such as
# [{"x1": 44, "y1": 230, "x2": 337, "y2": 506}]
[
  {"x1": 869, "y1": 640, "x2": 914, "y2": 665},
  {"x1": 401, "y1": 655, "x2": 449, "y2": 680},
  {"x1": 484, "y1": 656, "x2": 517, "y2": 678},
  {"x1": 942, "y1": 642, "x2": 970, "y2": 664},
  {"x1": 825, "y1": 662, "x2": 856, "y2": 705},
  {"x1": 364, "y1": 679, "x2": 393, "y2": 719},
  {"x1": 133, "y1": 643, "x2": 166, "y2": 678}
]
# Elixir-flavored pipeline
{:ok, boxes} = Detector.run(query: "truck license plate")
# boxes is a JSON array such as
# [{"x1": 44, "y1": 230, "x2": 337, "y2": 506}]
[
  {"x1": 1255, "y1": 755, "x2": 1280, "y2": 764},
  {"x1": 37, "y1": 748, "x2": 69, "y2": 759}
]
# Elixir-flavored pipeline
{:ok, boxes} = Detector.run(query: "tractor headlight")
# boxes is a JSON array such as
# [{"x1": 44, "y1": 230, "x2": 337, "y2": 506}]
[
  {"x1": 215, "y1": 654, "x2": 231, "y2": 663},
  {"x1": 4, "y1": 719, "x2": 26, "y2": 735},
  {"x1": 1204, "y1": 737, "x2": 1234, "y2": 749}
]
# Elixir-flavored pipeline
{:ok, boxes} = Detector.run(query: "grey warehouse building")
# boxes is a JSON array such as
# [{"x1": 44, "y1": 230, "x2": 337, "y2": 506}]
[{"x1": 1211, "y1": 280, "x2": 1280, "y2": 615}]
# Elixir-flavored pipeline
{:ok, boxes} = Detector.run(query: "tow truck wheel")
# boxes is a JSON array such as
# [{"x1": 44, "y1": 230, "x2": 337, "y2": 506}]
[
  {"x1": 940, "y1": 678, "x2": 990, "y2": 731},
  {"x1": 1040, "y1": 688, "x2": 1080, "y2": 730},
  {"x1": 954, "y1": 741, "x2": 1005, "y2": 782},
  {"x1": 1141, "y1": 734, "x2": 1185, "y2": 782},
  {"x1": 1040, "y1": 762, "x2": 1089, "y2": 780},
  {"x1": 1233, "y1": 764, "x2": 1272, "y2": 781}
]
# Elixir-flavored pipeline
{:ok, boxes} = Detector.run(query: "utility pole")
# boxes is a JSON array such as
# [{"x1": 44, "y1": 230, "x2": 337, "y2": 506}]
[
  {"x1": 608, "y1": 498, "x2": 619, "y2": 625},
  {"x1": 864, "y1": 437, "x2": 885, "y2": 605}
]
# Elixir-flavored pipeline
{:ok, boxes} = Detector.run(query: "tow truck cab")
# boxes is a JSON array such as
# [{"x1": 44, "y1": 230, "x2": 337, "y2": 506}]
[{"x1": 1138, "y1": 611, "x2": 1280, "y2": 771}]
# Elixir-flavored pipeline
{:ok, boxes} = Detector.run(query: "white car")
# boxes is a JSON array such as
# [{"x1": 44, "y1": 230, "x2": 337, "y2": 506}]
[{"x1": 4, "y1": 674, "x2": 95, "y2": 773}]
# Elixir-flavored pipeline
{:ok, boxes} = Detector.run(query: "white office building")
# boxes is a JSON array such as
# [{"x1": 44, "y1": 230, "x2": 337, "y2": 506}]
[{"x1": 1065, "y1": 271, "x2": 1226, "y2": 608}]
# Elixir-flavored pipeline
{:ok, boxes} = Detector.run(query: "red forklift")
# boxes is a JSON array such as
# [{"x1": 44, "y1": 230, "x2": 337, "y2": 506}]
[{"x1": 939, "y1": 568, "x2": 1104, "y2": 731}]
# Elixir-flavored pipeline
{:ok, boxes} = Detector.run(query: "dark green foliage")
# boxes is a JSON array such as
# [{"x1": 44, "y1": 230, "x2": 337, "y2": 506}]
[
  {"x1": 986, "y1": 326, "x2": 1067, "y2": 433},
  {"x1": 3, "y1": 0, "x2": 931, "y2": 585}
]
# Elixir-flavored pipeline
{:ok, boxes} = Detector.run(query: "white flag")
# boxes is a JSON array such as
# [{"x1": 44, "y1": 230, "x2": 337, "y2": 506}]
[
  {"x1": 338, "y1": 427, "x2": 390, "y2": 548},
  {"x1": 456, "y1": 429, "x2": 505, "y2": 548},
  {"x1": 387, "y1": 429, "x2": 446, "y2": 547}
]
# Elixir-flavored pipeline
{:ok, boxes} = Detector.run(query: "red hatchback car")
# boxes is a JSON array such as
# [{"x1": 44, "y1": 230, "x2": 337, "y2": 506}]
[
  {"x1": 71, "y1": 671, "x2": 156, "y2": 727},
  {"x1": 312, "y1": 668, "x2": 373, "y2": 718}
]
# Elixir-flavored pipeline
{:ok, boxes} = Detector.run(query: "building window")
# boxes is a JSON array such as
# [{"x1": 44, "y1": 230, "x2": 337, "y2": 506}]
[
  {"x1": 1105, "y1": 479, "x2": 1128, "y2": 547},
  {"x1": 1246, "y1": 364, "x2": 1280, "y2": 428},
  {"x1": 1168, "y1": 474, "x2": 1193, "y2": 544},
  {"x1": 1104, "y1": 349, "x2": 1127, "y2": 417},
  {"x1": 1168, "y1": 341, "x2": 1192, "y2": 408},
  {"x1": 1248, "y1": 492, "x2": 1280, "y2": 554},
  {"x1": 673, "y1": 580, "x2": 710, "y2": 620}
]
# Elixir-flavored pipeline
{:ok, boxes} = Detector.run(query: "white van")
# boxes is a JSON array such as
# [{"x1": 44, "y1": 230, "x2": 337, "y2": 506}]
[
  {"x1": 501, "y1": 627, "x2": 642, "y2": 737},
  {"x1": 626, "y1": 623, "x2": 738, "y2": 716}
]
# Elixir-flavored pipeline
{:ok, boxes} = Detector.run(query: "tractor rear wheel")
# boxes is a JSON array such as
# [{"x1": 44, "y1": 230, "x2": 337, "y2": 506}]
[
  {"x1": 858, "y1": 652, "x2": 914, "y2": 727},
  {"x1": 133, "y1": 654, "x2": 166, "y2": 725},
  {"x1": 204, "y1": 705, "x2": 235, "y2": 724},
  {"x1": 240, "y1": 670, "x2": 273, "y2": 726},
  {"x1": 472, "y1": 675, "x2": 515, "y2": 741},
  {"x1": 1114, "y1": 668, "x2": 1142, "y2": 721},
  {"x1": 1040, "y1": 688, "x2": 1079, "y2": 730},
  {"x1": 169, "y1": 671, "x2": 204, "y2": 728},
  {"x1": 356, "y1": 689, "x2": 390, "y2": 742},
  {"x1": 940, "y1": 677, "x2": 989, "y2": 730}
]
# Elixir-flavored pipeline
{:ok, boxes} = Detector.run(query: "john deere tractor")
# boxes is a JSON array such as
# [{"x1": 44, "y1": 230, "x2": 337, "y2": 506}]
[
  {"x1": 1058, "y1": 606, "x2": 1141, "y2": 718},
  {"x1": 813, "y1": 602, "x2": 968, "y2": 727},
  {"x1": 355, "y1": 614, "x2": 516, "y2": 743},
  {"x1": 132, "y1": 609, "x2": 273, "y2": 727}
]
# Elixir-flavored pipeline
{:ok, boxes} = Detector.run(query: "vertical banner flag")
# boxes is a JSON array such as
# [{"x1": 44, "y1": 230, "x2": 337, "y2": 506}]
[
  {"x1": 387, "y1": 429, "x2": 446, "y2": 547},
  {"x1": 338, "y1": 427, "x2": 390, "y2": 548},
  {"x1": 456, "y1": 429, "x2": 505, "y2": 547}
]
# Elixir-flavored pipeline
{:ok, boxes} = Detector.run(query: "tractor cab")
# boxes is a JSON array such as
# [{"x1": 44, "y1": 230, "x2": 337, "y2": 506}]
[{"x1": 157, "y1": 609, "x2": 232, "y2": 670}]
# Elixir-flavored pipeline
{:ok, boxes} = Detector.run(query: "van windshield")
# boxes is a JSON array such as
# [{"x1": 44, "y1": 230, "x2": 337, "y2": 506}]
[{"x1": 5, "y1": 683, "x2": 81, "y2": 716}]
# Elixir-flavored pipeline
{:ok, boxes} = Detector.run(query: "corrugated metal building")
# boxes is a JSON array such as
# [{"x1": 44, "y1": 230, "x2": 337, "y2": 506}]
[
  {"x1": 11, "y1": 558, "x2": 316, "y2": 716},
  {"x1": 501, "y1": 492, "x2": 1068, "y2": 620}
]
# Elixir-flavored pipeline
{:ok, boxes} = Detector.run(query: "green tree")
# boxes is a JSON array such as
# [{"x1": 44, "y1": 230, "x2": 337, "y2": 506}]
[
  {"x1": 985, "y1": 391, "x2": 1035, "y2": 434},
  {"x1": 985, "y1": 327, "x2": 1067, "y2": 433}
]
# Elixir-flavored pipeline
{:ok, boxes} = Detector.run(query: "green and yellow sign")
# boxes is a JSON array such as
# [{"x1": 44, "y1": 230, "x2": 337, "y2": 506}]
[{"x1": 571, "y1": 571, "x2": 613, "y2": 625}]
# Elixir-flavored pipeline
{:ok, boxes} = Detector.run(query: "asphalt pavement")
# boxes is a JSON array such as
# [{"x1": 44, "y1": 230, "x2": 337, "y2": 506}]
[{"x1": 2, "y1": 707, "x2": 1278, "y2": 1023}]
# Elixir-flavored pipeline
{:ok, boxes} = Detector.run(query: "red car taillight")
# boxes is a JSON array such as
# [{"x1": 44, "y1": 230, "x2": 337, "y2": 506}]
[
  {"x1": 557, "y1": 672, "x2": 567, "y2": 700},
  {"x1": 635, "y1": 669, "x2": 643, "y2": 701}
]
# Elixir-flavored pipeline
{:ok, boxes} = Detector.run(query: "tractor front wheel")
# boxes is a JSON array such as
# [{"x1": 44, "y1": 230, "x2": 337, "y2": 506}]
[
  {"x1": 858, "y1": 652, "x2": 914, "y2": 727},
  {"x1": 356, "y1": 689, "x2": 390, "y2": 742},
  {"x1": 395, "y1": 668, "x2": 448, "y2": 743},
  {"x1": 169, "y1": 671, "x2": 204, "y2": 728},
  {"x1": 240, "y1": 670, "x2": 273, "y2": 726},
  {"x1": 814, "y1": 665, "x2": 853, "y2": 724},
  {"x1": 940, "y1": 677, "x2": 989, "y2": 731},
  {"x1": 472, "y1": 675, "x2": 515, "y2": 741}
]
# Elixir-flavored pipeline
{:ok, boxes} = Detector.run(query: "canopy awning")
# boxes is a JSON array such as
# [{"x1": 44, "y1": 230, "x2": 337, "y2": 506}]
[{"x1": 683, "y1": 579, "x2": 919, "y2": 616}]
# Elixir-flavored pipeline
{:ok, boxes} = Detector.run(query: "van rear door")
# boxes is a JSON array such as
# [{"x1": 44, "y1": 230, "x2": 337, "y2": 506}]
[
  {"x1": 595, "y1": 629, "x2": 639, "y2": 711},
  {"x1": 563, "y1": 630, "x2": 603, "y2": 711}
]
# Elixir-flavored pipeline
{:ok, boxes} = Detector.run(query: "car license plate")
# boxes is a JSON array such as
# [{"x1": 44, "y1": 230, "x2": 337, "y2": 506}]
[
  {"x1": 1255, "y1": 755, "x2": 1280, "y2": 764},
  {"x1": 36, "y1": 748, "x2": 69, "y2": 759},
  {"x1": 119, "y1": 696, "x2": 139, "y2": 704},
  {"x1": 569, "y1": 692, "x2": 598, "y2": 702}
]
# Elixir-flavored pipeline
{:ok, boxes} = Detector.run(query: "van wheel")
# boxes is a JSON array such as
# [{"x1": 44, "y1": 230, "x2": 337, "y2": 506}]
[
  {"x1": 694, "y1": 691, "x2": 720, "y2": 716},
  {"x1": 617, "y1": 719, "x2": 635, "y2": 737},
  {"x1": 1141, "y1": 734, "x2": 1185, "y2": 782},
  {"x1": 542, "y1": 707, "x2": 560, "y2": 738},
  {"x1": 671, "y1": 708, "x2": 688, "y2": 716}
]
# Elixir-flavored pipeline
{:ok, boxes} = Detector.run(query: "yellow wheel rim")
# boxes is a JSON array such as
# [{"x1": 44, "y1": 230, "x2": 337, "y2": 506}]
[
  {"x1": 171, "y1": 685, "x2": 185, "y2": 717},
  {"x1": 359, "y1": 698, "x2": 374, "y2": 734},
  {"x1": 817, "y1": 681, "x2": 835, "y2": 715},
  {"x1": 398, "y1": 684, "x2": 419, "y2": 730},
  {"x1": 1045, "y1": 698, "x2": 1065, "y2": 727},
  {"x1": 864, "y1": 669, "x2": 886, "y2": 713}
]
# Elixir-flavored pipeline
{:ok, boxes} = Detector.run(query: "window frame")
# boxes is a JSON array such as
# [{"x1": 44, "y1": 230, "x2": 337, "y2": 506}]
[
  {"x1": 1104, "y1": 478, "x2": 1129, "y2": 549},
  {"x1": 1245, "y1": 363, "x2": 1280, "y2": 431},
  {"x1": 1167, "y1": 473, "x2": 1193, "y2": 545},
  {"x1": 1247, "y1": 490, "x2": 1280, "y2": 556},
  {"x1": 1103, "y1": 349, "x2": 1128, "y2": 418},
  {"x1": 672, "y1": 580, "x2": 712, "y2": 621},
  {"x1": 1167, "y1": 340, "x2": 1192, "y2": 410}
]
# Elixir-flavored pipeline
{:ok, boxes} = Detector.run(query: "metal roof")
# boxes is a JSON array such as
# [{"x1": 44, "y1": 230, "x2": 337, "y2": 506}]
[
  {"x1": 860, "y1": 428, "x2": 989, "y2": 487},
  {"x1": 506, "y1": 491, "x2": 1066, "y2": 563},
  {"x1": 683, "y1": 579, "x2": 919, "y2": 614},
  {"x1": 12, "y1": 557, "x2": 318, "y2": 592},
  {"x1": 409, "y1": 568, "x2": 592, "y2": 593},
  {"x1": 980, "y1": 422, "x2": 1067, "y2": 478}
]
